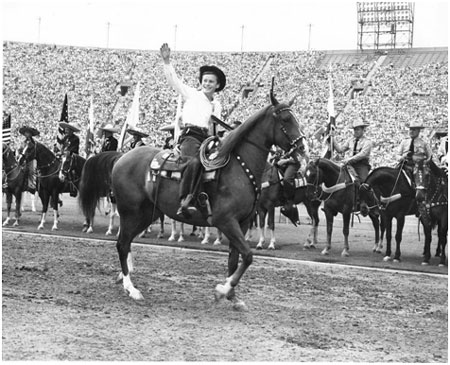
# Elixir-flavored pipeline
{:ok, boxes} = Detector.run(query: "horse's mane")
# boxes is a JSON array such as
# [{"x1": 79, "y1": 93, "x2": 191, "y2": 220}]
[
  {"x1": 428, "y1": 158, "x2": 446, "y2": 178},
  {"x1": 217, "y1": 105, "x2": 270, "y2": 158}
]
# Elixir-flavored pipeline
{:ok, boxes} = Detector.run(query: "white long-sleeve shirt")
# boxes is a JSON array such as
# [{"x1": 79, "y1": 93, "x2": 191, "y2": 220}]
[{"x1": 163, "y1": 64, "x2": 222, "y2": 131}]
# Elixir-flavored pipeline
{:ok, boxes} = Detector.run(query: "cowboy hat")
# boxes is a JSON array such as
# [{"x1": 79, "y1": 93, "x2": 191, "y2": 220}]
[
  {"x1": 352, "y1": 119, "x2": 369, "y2": 129},
  {"x1": 199, "y1": 65, "x2": 226, "y2": 92},
  {"x1": 19, "y1": 126, "x2": 40, "y2": 137},
  {"x1": 159, "y1": 124, "x2": 176, "y2": 132},
  {"x1": 406, "y1": 121, "x2": 426, "y2": 129},
  {"x1": 127, "y1": 126, "x2": 149, "y2": 138},
  {"x1": 100, "y1": 123, "x2": 120, "y2": 133},
  {"x1": 59, "y1": 121, "x2": 81, "y2": 132}
]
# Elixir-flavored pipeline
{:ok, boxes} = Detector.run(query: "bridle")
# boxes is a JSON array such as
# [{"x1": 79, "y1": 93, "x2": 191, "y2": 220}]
[
  {"x1": 21, "y1": 141, "x2": 61, "y2": 178},
  {"x1": 359, "y1": 182, "x2": 381, "y2": 212},
  {"x1": 273, "y1": 106, "x2": 305, "y2": 153}
]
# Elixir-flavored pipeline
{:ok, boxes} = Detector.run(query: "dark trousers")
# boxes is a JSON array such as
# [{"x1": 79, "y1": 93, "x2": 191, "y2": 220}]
[
  {"x1": 179, "y1": 130, "x2": 207, "y2": 201},
  {"x1": 283, "y1": 162, "x2": 300, "y2": 201}
]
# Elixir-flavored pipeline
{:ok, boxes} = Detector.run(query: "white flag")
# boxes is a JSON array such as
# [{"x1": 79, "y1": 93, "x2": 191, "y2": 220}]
[{"x1": 118, "y1": 81, "x2": 140, "y2": 150}]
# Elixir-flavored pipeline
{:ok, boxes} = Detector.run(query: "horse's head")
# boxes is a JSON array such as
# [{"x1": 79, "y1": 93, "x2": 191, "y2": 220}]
[
  {"x1": 270, "y1": 90, "x2": 305, "y2": 156},
  {"x1": 414, "y1": 159, "x2": 430, "y2": 203},
  {"x1": 359, "y1": 182, "x2": 378, "y2": 217},
  {"x1": 304, "y1": 158, "x2": 322, "y2": 201},
  {"x1": 59, "y1": 150, "x2": 72, "y2": 182},
  {"x1": 18, "y1": 139, "x2": 36, "y2": 165}
]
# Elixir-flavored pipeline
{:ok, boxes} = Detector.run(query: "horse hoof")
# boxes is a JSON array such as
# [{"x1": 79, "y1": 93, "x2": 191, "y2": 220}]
[
  {"x1": 421, "y1": 262, "x2": 429, "y2": 266},
  {"x1": 268, "y1": 244, "x2": 275, "y2": 250},
  {"x1": 82, "y1": 227, "x2": 88, "y2": 233},
  {"x1": 393, "y1": 258, "x2": 400, "y2": 263},
  {"x1": 383, "y1": 256, "x2": 391, "y2": 262},
  {"x1": 438, "y1": 263, "x2": 446, "y2": 267},
  {"x1": 105, "y1": 231, "x2": 112, "y2": 236},
  {"x1": 168, "y1": 235, "x2": 176, "y2": 242},
  {"x1": 201, "y1": 238, "x2": 209, "y2": 245},
  {"x1": 232, "y1": 299, "x2": 248, "y2": 312},
  {"x1": 127, "y1": 288, "x2": 144, "y2": 301},
  {"x1": 157, "y1": 233, "x2": 164, "y2": 239},
  {"x1": 321, "y1": 249, "x2": 330, "y2": 256},
  {"x1": 87, "y1": 228, "x2": 94, "y2": 234},
  {"x1": 52, "y1": 227, "x2": 58, "y2": 231},
  {"x1": 256, "y1": 244, "x2": 263, "y2": 250},
  {"x1": 38, "y1": 225, "x2": 44, "y2": 230},
  {"x1": 178, "y1": 236, "x2": 185, "y2": 243},
  {"x1": 213, "y1": 239, "x2": 221, "y2": 246},
  {"x1": 341, "y1": 249, "x2": 350, "y2": 257}
]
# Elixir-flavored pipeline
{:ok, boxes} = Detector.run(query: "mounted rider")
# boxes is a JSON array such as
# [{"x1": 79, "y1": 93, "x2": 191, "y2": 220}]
[
  {"x1": 59, "y1": 121, "x2": 80, "y2": 156},
  {"x1": 160, "y1": 42, "x2": 226, "y2": 219},
  {"x1": 100, "y1": 124, "x2": 119, "y2": 152},
  {"x1": 330, "y1": 118, "x2": 373, "y2": 188},
  {"x1": 127, "y1": 126, "x2": 148, "y2": 149},
  {"x1": 397, "y1": 120, "x2": 432, "y2": 217},
  {"x1": 19, "y1": 126, "x2": 40, "y2": 194}
]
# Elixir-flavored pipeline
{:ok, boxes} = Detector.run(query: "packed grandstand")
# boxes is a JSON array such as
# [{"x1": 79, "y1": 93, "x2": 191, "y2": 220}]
[{"x1": 2, "y1": 41, "x2": 448, "y2": 167}]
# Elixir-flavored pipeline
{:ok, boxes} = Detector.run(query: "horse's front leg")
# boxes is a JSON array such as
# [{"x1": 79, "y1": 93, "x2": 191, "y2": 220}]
[
  {"x1": 393, "y1": 215, "x2": 405, "y2": 262},
  {"x1": 321, "y1": 209, "x2": 334, "y2": 255},
  {"x1": 106, "y1": 204, "x2": 117, "y2": 236},
  {"x1": 3, "y1": 192, "x2": 13, "y2": 226},
  {"x1": 437, "y1": 221, "x2": 447, "y2": 267},
  {"x1": 50, "y1": 192, "x2": 59, "y2": 231},
  {"x1": 215, "y1": 220, "x2": 253, "y2": 310},
  {"x1": 201, "y1": 226, "x2": 211, "y2": 245},
  {"x1": 369, "y1": 212, "x2": 382, "y2": 253},
  {"x1": 421, "y1": 221, "x2": 432, "y2": 265},
  {"x1": 38, "y1": 192, "x2": 50, "y2": 230},
  {"x1": 256, "y1": 211, "x2": 266, "y2": 249},
  {"x1": 383, "y1": 216, "x2": 393, "y2": 261},
  {"x1": 213, "y1": 229, "x2": 223, "y2": 246},
  {"x1": 304, "y1": 202, "x2": 320, "y2": 249},
  {"x1": 267, "y1": 207, "x2": 276, "y2": 250},
  {"x1": 341, "y1": 212, "x2": 351, "y2": 257},
  {"x1": 157, "y1": 215, "x2": 165, "y2": 239}
]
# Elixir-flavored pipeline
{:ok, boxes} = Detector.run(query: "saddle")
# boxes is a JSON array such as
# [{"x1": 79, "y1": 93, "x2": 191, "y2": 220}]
[{"x1": 148, "y1": 136, "x2": 230, "y2": 183}]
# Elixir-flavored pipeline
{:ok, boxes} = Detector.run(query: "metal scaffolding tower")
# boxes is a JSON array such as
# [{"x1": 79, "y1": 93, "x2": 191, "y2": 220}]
[{"x1": 357, "y1": 2, "x2": 414, "y2": 50}]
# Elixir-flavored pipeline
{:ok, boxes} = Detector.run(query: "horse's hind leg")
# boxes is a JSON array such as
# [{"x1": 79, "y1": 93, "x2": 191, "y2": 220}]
[
  {"x1": 267, "y1": 207, "x2": 276, "y2": 250},
  {"x1": 369, "y1": 212, "x2": 381, "y2": 253},
  {"x1": 437, "y1": 219, "x2": 447, "y2": 267},
  {"x1": 341, "y1": 212, "x2": 350, "y2": 257},
  {"x1": 116, "y1": 201, "x2": 155, "y2": 300},
  {"x1": 393, "y1": 215, "x2": 405, "y2": 262}
]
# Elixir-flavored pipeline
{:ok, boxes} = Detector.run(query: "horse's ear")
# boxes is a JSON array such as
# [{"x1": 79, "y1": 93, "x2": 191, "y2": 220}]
[
  {"x1": 288, "y1": 94, "x2": 298, "y2": 107},
  {"x1": 270, "y1": 76, "x2": 279, "y2": 106}
]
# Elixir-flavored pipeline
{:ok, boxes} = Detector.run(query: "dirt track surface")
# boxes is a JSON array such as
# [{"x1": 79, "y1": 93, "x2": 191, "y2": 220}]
[
  {"x1": 2, "y1": 195, "x2": 448, "y2": 361},
  {"x1": 2, "y1": 230, "x2": 448, "y2": 362}
]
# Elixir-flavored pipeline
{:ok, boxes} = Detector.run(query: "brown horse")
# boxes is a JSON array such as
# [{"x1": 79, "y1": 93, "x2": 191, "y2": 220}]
[
  {"x1": 255, "y1": 163, "x2": 320, "y2": 250},
  {"x1": 2, "y1": 143, "x2": 28, "y2": 226},
  {"x1": 305, "y1": 157, "x2": 382, "y2": 257},
  {"x1": 108, "y1": 93, "x2": 305, "y2": 307}
]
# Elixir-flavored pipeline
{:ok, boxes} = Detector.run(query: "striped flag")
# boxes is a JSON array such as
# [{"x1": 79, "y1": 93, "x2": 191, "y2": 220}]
[
  {"x1": 2, "y1": 113, "x2": 11, "y2": 144},
  {"x1": 118, "y1": 81, "x2": 140, "y2": 150},
  {"x1": 85, "y1": 95, "x2": 95, "y2": 157},
  {"x1": 56, "y1": 93, "x2": 69, "y2": 150}
]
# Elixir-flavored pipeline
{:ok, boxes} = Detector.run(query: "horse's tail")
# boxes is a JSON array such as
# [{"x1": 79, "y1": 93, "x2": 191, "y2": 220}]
[{"x1": 79, "y1": 152, "x2": 124, "y2": 219}]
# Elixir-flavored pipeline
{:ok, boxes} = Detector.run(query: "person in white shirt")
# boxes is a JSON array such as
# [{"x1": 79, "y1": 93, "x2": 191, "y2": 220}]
[{"x1": 160, "y1": 43, "x2": 226, "y2": 219}]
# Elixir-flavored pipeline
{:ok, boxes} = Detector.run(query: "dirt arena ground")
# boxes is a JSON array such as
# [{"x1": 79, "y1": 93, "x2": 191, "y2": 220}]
[{"x1": 2, "y1": 194, "x2": 448, "y2": 361}]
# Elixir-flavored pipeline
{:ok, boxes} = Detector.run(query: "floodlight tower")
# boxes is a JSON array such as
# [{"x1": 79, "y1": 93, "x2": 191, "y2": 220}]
[{"x1": 357, "y1": 2, "x2": 414, "y2": 50}]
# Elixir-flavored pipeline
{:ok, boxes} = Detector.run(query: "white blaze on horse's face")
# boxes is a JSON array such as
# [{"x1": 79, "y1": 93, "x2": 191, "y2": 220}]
[{"x1": 59, "y1": 154, "x2": 67, "y2": 182}]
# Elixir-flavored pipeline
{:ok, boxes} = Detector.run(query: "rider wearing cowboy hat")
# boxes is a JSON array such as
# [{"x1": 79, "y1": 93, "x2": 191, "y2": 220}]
[
  {"x1": 100, "y1": 124, "x2": 119, "y2": 152},
  {"x1": 59, "y1": 121, "x2": 80, "y2": 155},
  {"x1": 160, "y1": 42, "x2": 226, "y2": 219},
  {"x1": 19, "y1": 126, "x2": 40, "y2": 194},
  {"x1": 127, "y1": 126, "x2": 148, "y2": 149},
  {"x1": 331, "y1": 118, "x2": 373, "y2": 185},
  {"x1": 397, "y1": 120, "x2": 432, "y2": 165}
]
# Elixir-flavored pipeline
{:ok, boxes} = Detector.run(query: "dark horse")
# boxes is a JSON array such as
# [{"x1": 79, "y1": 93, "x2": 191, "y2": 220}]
[
  {"x1": 255, "y1": 163, "x2": 320, "y2": 250},
  {"x1": 92, "y1": 93, "x2": 305, "y2": 306},
  {"x1": 305, "y1": 157, "x2": 381, "y2": 257},
  {"x1": 359, "y1": 164, "x2": 417, "y2": 263},
  {"x1": 412, "y1": 159, "x2": 446, "y2": 265},
  {"x1": 78, "y1": 151, "x2": 123, "y2": 234},
  {"x1": 59, "y1": 151, "x2": 86, "y2": 197},
  {"x1": 19, "y1": 140, "x2": 65, "y2": 230},
  {"x1": 2, "y1": 143, "x2": 28, "y2": 226}
]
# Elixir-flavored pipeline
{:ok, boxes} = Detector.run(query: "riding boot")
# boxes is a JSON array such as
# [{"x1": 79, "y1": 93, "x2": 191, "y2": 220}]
[{"x1": 177, "y1": 157, "x2": 202, "y2": 219}]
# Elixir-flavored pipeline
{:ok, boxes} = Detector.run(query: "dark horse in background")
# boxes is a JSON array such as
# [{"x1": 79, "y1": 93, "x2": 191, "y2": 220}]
[
  {"x1": 359, "y1": 162, "x2": 426, "y2": 263},
  {"x1": 305, "y1": 157, "x2": 382, "y2": 257},
  {"x1": 19, "y1": 139, "x2": 67, "y2": 230},
  {"x1": 78, "y1": 151, "x2": 123, "y2": 234},
  {"x1": 255, "y1": 163, "x2": 320, "y2": 250},
  {"x1": 80, "y1": 90, "x2": 305, "y2": 308},
  {"x1": 413, "y1": 159, "x2": 447, "y2": 266},
  {"x1": 2, "y1": 143, "x2": 29, "y2": 226}
]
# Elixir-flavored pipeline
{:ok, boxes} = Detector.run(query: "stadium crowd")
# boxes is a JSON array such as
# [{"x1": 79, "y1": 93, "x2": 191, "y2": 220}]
[{"x1": 3, "y1": 41, "x2": 448, "y2": 167}]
